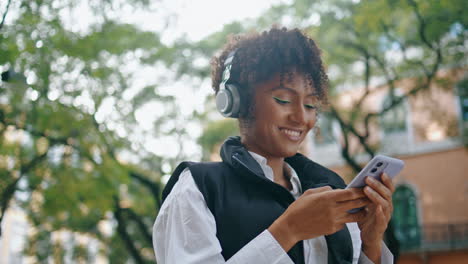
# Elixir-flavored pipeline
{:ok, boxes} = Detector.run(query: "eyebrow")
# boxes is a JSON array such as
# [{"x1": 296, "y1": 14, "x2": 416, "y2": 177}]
[{"x1": 270, "y1": 86, "x2": 318, "y2": 97}]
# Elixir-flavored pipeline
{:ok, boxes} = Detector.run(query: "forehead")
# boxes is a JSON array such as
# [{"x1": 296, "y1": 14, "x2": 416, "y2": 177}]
[{"x1": 255, "y1": 70, "x2": 316, "y2": 95}]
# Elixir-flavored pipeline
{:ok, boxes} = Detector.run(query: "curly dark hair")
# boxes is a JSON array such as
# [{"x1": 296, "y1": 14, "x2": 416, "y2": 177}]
[{"x1": 211, "y1": 26, "x2": 329, "y2": 118}]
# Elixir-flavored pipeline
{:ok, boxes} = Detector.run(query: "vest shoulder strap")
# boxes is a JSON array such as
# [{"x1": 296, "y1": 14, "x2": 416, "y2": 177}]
[{"x1": 161, "y1": 161, "x2": 231, "y2": 206}]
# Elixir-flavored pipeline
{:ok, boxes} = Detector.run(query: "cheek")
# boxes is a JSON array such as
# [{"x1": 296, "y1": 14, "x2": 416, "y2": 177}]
[
  {"x1": 254, "y1": 100, "x2": 280, "y2": 121},
  {"x1": 308, "y1": 117, "x2": 317, "y2": 130},
  {"x1": 306, "y1": 111, "x2": 318, "y2": 127}
]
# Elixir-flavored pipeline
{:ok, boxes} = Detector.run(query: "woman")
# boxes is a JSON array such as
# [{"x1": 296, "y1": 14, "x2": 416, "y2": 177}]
[{"x1": 153, "y1": 27, "x2": 395, "y2": 264}]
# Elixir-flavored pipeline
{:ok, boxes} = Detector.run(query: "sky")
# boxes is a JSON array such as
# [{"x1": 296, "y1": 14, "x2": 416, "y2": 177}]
[
  {"x1": 56, "y1": 0, "x2": 285, "y2": 42},
  {"x1": 133, "y1": 0, "x2": 286, "y2": 42}
]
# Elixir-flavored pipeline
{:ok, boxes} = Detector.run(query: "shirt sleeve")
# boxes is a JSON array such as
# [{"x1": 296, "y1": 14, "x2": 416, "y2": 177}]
[
  {"x1": 346, "y1": 222, "x2": 394, "y2": 264},
  {"x1": 153, "y1": 168, "x2": 293, "y2": 264}
]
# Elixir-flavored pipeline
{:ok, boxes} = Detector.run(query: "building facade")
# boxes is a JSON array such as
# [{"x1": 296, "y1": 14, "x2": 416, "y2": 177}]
[{"x1": 307, "y1": 69, "x2": 468, "y2": 263}]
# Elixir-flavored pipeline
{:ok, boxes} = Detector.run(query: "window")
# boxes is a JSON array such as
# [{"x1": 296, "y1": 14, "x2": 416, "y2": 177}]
[
  {"x1": 457, "y1": 78, "x2": 468, "y2": 144},
  {"x1": 392, "y1": 185, "x2": 421, "y2": 250},
  {"x1": 380, "y1": 91, "x2": 408, "y2": 134},
  {"x1": 457, "y1": 78, "x2": 468, "y2": 122}
]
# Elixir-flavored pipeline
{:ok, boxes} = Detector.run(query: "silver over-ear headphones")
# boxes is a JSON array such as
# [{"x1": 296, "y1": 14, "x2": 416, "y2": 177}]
[{"x1": 216, "y1": 50, "x2": 242, "y2": 118}]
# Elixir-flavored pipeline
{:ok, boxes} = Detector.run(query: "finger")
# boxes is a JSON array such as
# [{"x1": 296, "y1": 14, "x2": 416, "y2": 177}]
[
  {"x1": 337, "y1": 197, "x2": 371, "y2": 211},
  {"x1": 381, "y1": 173, "x2": 395, "y2": 193},
  {"x1": 374, "y1": 205, "x2": 388, "y2": 228},
  {"x1": 303, "y1": 186, "x2": 333, "y2": 195},
  {"x1": 363, "y1": 203, "x2": 377, "y2": 219},
  {"x1": 364, "y1": 186, "x2": 390, "y2": 209},
  {"x1": 365, "y1": 176, "x2": 392, "y2": 201},
  {"x1": 327, "y1": 188, "x2": 366, "y2": 202},
  {"x1": 364, "y1": 188, "x2": 393, "y2": 220},
  {"x1": 365, "y1": 177, "x2": 394, "y2": 217},
  {"x1": 341, "y1": 209, "x2": 367, "y2": 223}
]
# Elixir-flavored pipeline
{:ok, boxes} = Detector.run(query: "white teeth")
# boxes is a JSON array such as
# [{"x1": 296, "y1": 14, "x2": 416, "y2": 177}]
[{"x1": 282, "y1": 129, "x2": 301, "y2": 137}]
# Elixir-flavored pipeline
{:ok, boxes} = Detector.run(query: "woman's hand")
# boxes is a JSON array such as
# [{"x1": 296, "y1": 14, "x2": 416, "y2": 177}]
[
  {"x1": 268, "y1": 186, "x2": 370, "y2": 252},
  {"x1": 357, "y1": 173, "x2": 395, "y2": 264}
]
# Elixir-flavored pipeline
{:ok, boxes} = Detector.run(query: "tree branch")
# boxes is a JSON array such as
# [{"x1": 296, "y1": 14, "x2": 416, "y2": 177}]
[
  {"x1": 379, "y1": 21, "x2": 428, "y2": 73},
  {"x1": 0, "y1": 150, "x2": 48, "y2": 237},
  {"x1": 352, "y1": 52, "x2": 371, "y2": 117},
  {"x1": 363, "y1": 40, "x2": 442, "y2": 128},
  {"x1": 407, "y1": 0, "x2": 434, "y2": 50},
  {"x1": 0, "y1": 0, "x2": 12, "y2": 31},
  {"x1": 0, "y1": 114, "x2": 160, "y2": 257},
  {"x1": 333, "y1": 3, "x2": 445, "y2": 165},
  {"x1": 90, "y1": 114, "x2": 162, "y2": 209},
  {"x1": 331, "y1": 106, "x2": 366, "y2": 173},
  {"x1": 124, "y1": 207, "x2": 153, "y2": 245},
  {"x1": 340, "y1": 132, "x2": 362, "y2": 172},
  {"x1": 113, "y1": 197, "x2": 146, "y2": 264},
  {"x1": 331, "y1": 106, "x2": 375, "y2": 156},
  {"x1": 3, "y1": 108, "x2": 163, "y2": 211},
  {"x1": 129, "y1": 171, "x2": 161, "y2": 209}
]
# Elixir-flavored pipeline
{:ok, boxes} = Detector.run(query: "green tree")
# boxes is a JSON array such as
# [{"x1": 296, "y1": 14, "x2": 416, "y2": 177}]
[
  {"x1": 0, "y1": 0, "x2": 191, "y2": 262},
  {"x1": 198, "y1": 118, "x2": 239, "y2": 160}
]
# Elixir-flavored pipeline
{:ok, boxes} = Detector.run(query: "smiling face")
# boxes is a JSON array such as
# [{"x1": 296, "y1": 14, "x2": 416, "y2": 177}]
[{"x1": 241, "y1": 70, "x2": 319, "y2": 159}]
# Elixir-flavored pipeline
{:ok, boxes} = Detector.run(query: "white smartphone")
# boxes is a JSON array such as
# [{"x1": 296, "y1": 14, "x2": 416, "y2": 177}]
[{"x1": 346, "y1": 155, "x2": 405, "y2": 212}]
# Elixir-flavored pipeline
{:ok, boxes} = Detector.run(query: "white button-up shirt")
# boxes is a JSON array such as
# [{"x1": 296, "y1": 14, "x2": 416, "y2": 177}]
[{"x1": 153, "y1": 152, "x2": 393, "y2": 263}]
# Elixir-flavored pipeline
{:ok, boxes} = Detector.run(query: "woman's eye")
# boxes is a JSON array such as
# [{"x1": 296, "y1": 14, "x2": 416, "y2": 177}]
[
  {"x1": 273, "y1": 96, "x2": 290, "y2": 105},
  {"x1": 304, "y1": 104, "x2": 316, "y2": 110}
]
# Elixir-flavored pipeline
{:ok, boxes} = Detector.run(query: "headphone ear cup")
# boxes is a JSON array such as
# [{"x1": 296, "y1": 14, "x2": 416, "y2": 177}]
[
  {"x1": 216, "y1": 84, "x2": 241, "y2": 118},
  {"x1": 216, "y1": 89, "x2": 232, "y2": 116}
]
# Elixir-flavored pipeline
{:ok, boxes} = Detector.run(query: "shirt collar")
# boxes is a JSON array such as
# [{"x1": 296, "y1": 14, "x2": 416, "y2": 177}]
[{"x1": 248, "y1": 151, "x2": 303, "y2": 198}]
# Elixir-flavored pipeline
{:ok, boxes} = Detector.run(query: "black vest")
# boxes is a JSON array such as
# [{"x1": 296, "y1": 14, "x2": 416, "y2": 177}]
[{"x1": 162, "y1": 137, "x2": 353, "y2": 263}]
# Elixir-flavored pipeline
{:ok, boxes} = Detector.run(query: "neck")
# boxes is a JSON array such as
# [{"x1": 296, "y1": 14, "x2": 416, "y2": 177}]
[
  {"x1": 266, "y1": 157, "x2": 284, "y2": 179},
  {"x1": 268, "y1": 158, "x2": 292, "y2": 190},
  {"x1": 241, "y1": 137, "x2": 291, "y2": 190}
]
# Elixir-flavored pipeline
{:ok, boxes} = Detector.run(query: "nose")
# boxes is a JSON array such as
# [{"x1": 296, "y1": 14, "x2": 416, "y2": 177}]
[{"x1": 289, "y1": 103, "x2": 307, "y2": 125}]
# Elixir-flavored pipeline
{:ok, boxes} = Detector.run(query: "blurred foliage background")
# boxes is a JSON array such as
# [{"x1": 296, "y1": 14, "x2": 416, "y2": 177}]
[{"x1": 0, "y1": 0, "x2": 466, "y2": 263}]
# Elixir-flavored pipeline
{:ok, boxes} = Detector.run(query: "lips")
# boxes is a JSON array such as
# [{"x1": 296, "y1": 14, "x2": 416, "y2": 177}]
[{"x1": 279, "y1": 128, "x2": 303, "y2": 141}]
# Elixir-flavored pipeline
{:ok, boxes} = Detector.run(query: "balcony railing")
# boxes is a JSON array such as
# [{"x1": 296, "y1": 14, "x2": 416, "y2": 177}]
[{"x1": 399, "y1": 222, "x2": 468, "y2": 252}]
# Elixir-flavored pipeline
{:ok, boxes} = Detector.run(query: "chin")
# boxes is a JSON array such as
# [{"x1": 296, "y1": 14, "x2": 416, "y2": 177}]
[{"x1": 277, "y1": 147, "x2": 299, "y2": 158}]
